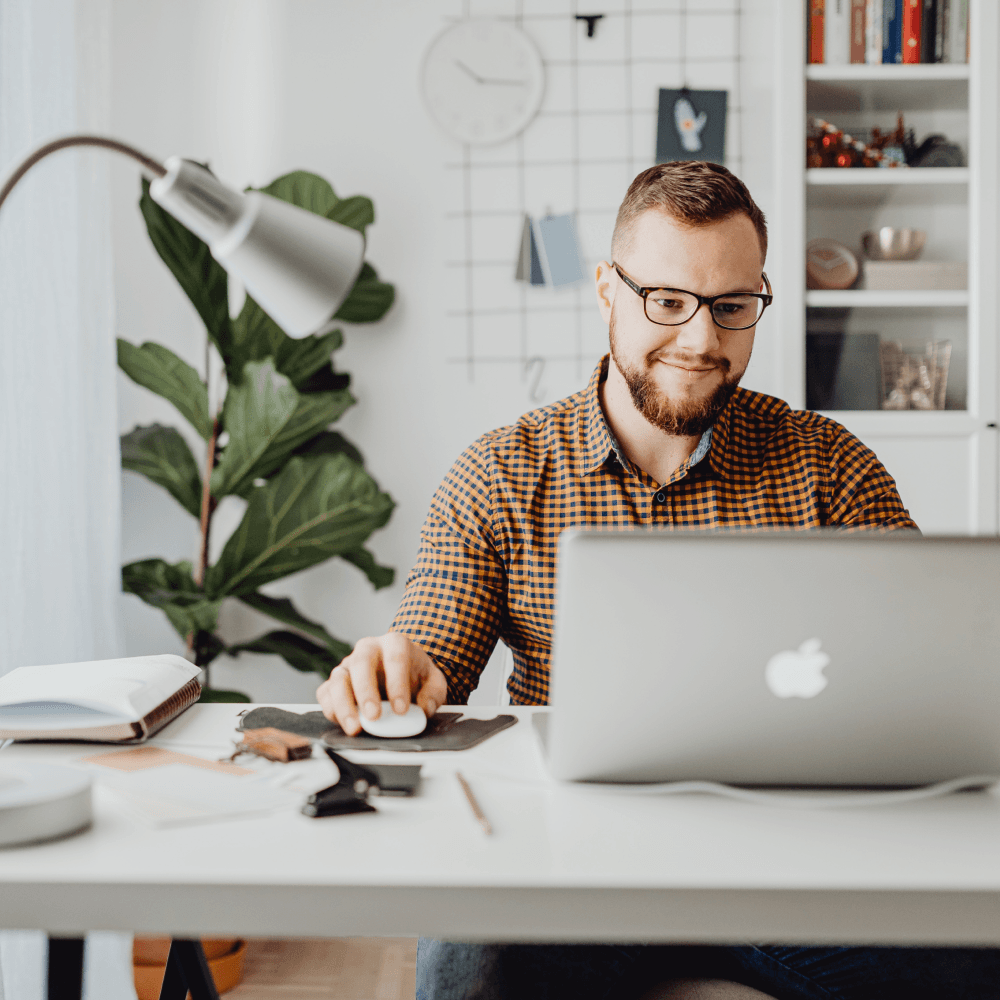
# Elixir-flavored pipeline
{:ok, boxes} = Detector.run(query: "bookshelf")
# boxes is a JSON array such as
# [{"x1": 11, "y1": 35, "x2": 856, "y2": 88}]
[{"x1": 769, "y1": 0, "x2": 998, "y2": 534}]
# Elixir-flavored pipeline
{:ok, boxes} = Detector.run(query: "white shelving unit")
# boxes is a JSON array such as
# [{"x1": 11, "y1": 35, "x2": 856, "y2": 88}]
[{"x1": 770, "y1": 0, "x2": 999, "y2": 535}]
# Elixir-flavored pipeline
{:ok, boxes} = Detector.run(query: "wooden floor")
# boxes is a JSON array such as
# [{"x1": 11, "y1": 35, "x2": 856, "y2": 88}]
[{"x1": 227, "y1": 938, "x2": 417, "y2": 1000}]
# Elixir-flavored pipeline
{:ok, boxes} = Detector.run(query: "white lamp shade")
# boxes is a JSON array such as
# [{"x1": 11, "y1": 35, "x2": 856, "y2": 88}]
[{"x1": 149, "y1": 158, "x2": 365, "y2": 337}]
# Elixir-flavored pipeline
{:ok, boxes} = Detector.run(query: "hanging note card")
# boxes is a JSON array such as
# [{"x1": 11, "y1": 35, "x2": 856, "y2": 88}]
[
  {"x1": 514, "y1": 214, "x2": 546, "y2": 285},
  {"x1": 531, "y1": 214, "x2": 586, "y2": 287},
  {"x1": 656, "y1": 89, "x2": 728, "y2": 165}
]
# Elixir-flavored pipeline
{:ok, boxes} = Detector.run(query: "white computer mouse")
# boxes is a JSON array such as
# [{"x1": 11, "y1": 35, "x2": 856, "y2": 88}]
[{"x1": 358, "y1": 701, "x2": 427, "y2": 738}]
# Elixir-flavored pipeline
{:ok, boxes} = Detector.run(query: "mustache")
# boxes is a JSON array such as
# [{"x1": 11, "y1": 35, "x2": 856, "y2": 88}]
[{"x1": 648, "y1": 350, "x2": 732, "y2": 373}]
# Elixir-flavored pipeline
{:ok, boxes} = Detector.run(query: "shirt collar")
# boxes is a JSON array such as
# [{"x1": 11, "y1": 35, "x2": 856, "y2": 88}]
[{"x1": 582, "y1": 354, "x2": 715, "y2": 479}]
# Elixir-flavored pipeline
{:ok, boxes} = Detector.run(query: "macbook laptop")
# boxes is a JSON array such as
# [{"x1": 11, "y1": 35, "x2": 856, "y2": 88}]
[{"x1": 536, "y1": 530, "x2": 1000, "y2": 787}]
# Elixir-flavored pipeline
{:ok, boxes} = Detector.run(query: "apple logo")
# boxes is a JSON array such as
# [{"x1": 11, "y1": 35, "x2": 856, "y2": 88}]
[{"x1": 764, "y1": 638, "x2": 830, "y2": 699}]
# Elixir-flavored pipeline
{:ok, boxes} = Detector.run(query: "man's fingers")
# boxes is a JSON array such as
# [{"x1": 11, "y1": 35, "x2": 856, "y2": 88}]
[
  {"x1": 346, "y1": 639, "x2": 385, "y2": 721},
  {"x1": 415, "y1": 668, "x2": 448, "y2": 719},
  {"x1": 319, "y1": 666, "x2": 362, "y2": 735},
  {"x1": 382, "y1": 634, "x2": 415, "y2": 714}
]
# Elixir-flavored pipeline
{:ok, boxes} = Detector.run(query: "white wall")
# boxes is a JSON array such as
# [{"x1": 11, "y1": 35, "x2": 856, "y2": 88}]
[{"x1": 111, "y1": 0, "x2": 776, "y2": 703}]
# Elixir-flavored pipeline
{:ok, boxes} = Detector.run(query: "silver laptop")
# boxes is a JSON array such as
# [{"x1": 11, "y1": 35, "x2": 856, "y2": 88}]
[{"x1": 538, "y1": 530, "x2": 1000, "y2": 787}]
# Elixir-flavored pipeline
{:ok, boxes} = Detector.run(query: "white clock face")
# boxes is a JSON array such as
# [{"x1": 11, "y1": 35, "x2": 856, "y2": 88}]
[{"x1": 421, "y1": 19, "x2": 545, "y2": 146}]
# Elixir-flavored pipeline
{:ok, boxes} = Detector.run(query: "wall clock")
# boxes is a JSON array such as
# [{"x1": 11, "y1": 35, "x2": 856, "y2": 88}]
[{"x1": 421, "y1": 19, "x2": 545, "y2": 146}]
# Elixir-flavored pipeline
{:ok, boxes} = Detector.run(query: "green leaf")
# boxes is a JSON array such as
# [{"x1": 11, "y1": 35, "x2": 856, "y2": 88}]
[
  {"x1": 229, "y1": 630, "x2": 347, "y2": 676},
  {"x1": 254, "y1": 171, "x2": 340, "y2": 217},
  {"x1": 120, "y1": 424, "x2": 203, "y2": 519},
  {"x1": 210, "y1": 359, "x2": 298, "y2": 496},
  {"x1": 212, "y1": 359, "x2": 354, "y2": 496},
  {"x1": 139, "y1": 177, "x2": 232, "y2": 358},
  {"x1": 238, "y1": 592, "x2": 351, "y2": 655},
  {"x1": 199, "y1": 687, "x2": 252, "y2": 704},
  {"x1": 341, "y1": 547, "x2": 395, "y2": 590},
  {"x1": 230, "y1": 294, "x2": 345, "y2": 389},
  {"x1": 334, "y1": 262, "x2": 395, "y2": 324},
  {"x1": 122, "y1": 559, "x2": 223, "y2": 639},
  {"x1": 205, "y1": 453, "x2": 394, "y2": 597},
  {"x1": 192, "y1": 630, "x2": 228, "y2": 669},
  {"x1": 292, "y1": 430, "x2": 364, "y2": 467},
  {"x1": 327, "y1": 195, "x2": 374, "y2": 234},
  {"x1": 117, "y1": 340, "x2": 212, "y2": 440}
]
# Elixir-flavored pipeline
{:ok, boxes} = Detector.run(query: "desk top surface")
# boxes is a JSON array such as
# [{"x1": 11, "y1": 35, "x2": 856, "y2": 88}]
[{"x1": 2, "y1": 704, "x2": 1000, "y2": 942}]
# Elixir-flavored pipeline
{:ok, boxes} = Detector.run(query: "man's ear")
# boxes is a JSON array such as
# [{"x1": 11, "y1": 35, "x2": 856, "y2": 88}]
[{"x1": 595, "y1": 261, "x2": 616, "y2": 324}]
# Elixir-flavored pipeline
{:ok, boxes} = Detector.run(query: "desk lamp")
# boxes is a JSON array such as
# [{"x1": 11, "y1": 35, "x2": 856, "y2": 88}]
[
  {"x1": 0, "y1": 134, "x2": 367, "y2": 849},
  {"x1": 0, "y1": 134, "x2": 366, "y2": 336}
]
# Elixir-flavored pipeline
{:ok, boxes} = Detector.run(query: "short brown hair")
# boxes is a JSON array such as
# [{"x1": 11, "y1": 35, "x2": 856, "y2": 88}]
[{"x1": 611, "y1": 161, "x2": 768, "y2": 264}]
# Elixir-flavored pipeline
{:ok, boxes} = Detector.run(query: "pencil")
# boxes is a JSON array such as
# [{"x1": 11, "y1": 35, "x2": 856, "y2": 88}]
[{"x1": 455, "y1": 770, "x2": 492, "y2": 835}]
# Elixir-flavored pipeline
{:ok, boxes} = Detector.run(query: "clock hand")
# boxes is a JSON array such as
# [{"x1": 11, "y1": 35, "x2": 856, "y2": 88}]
[{"x1": 454, "y1": 59, "x2": 485, "y2": 84}]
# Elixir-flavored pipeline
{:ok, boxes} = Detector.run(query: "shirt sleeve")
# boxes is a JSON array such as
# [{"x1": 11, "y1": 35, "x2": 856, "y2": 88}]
[
  {"x1": 389, "y1": 438, "x2": 506, "y2": 704},
  {"x1": 825, "y1": 425, "x2": 920, "y2": 531}
]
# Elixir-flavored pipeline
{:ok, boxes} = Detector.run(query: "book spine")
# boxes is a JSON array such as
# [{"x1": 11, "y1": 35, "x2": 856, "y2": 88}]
[
  {"x1": 902, "y1": 0, "x2": 922, "y2": 62},
  {"x1": 937, "y1": 0, "x2": 950, "y2": 61},
  {"x1": 809, "y1": 0, "x2": 826, "y2": 63},
  {"x1": 866, "y1": 0, "x2": 884, "y2": 62},
  {"x1": 920, "y1": 0, "x2": 938, "y2": 62},
  {"x1": 947, "y1": 0, "x2": 968, "y2": 63},
  {"x1": 851, "y1": 0, "x2": 867, "y2": 61},
  {"x1": 825, "y1": 0, "x2": 850, "y2": 63},
  {"x1": 883, "y1": 0, "x2": 902, "y2": 63}
]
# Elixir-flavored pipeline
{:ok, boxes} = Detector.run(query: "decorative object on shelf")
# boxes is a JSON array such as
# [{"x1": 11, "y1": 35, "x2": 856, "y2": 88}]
[
  {"x1": 119, "y1": 171, "x2": 397, "y2": 702},
  {"x1": 806, "y1": 332, "x2": 883, "y2": 411},
  {"x1": 807, "y1": 114, "x2": 964, "y2": 170},
  {"x1": 806, "y1": 238, "x2": 859, "y2": 290},
  {"x1": 657, "y1": 88, "x2": 727, "y2": 164},
  {"x1": 421, "y1": 18, "x2": 546, "y2": 145},
  {"x1": 879, "y1": 340, "x2": 951, "y2": 410},
  {"x1": 861, "y1": 227, "x2": 926, "y2": 261},
  {"x1": 908, "y1": 134, "x2": 966, "y2": 168},
  {"x1": 862, "y1": 260, "x2": 967, "y2": 291}
]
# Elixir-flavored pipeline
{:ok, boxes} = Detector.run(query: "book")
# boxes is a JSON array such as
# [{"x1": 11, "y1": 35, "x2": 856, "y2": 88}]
[
  {"x1": 850, "y1": 0, "x2": 868, "y2": 62},
  {"x1": 920, "y1": 0, "x2": 938, "y2": 62},
  {"x1": 902, "y1": 0, "x2": 922, "y2": 62},
  {"x1": 866, "y1": 0, "x2": 884, "y2": 62},
  {"x1": 825, "y1": 0, "x2": 850, "y2": 63},
  {"x1": 947, "y1": 0, "x2": 968, "y2": 63},
  {"x1": 936, "y1": 0, "x2": 949, "y2": 62},
  {"x1": 882, "y1": 0, "x2": 902, "y2": 63},
  {"x1": 0, "y1": 654, "x2": 201, "y2": 742},
  {"x1": 809, "y1": 0, "x2": 826, "y2": 63}
]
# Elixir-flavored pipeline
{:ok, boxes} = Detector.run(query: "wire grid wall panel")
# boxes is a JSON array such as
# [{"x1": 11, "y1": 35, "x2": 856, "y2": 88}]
[{"x1": 442, "y1": 0, "x2": 746, "y2": 396}]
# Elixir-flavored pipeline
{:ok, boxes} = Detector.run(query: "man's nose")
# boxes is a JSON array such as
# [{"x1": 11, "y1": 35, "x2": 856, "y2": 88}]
[{"x1": 672, "y1": 303, "x2": 721, "y2": 356}]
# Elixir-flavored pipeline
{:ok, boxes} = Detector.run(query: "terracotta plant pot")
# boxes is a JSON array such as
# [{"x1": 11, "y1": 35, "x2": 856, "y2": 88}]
[{"x1": 132, "y1": 937, "x2": 246, "y2": 999}]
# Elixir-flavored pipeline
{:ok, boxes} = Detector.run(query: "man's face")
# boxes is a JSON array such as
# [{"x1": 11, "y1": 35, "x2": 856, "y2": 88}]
[{"x1": 597, "y1": 208, "x2": 765, "y2": 437}]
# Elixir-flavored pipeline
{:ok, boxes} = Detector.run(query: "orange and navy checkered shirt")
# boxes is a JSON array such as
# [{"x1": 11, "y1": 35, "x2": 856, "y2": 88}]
[{"x1": 391, "y1": 355, "x2": 917, "y2": 706}]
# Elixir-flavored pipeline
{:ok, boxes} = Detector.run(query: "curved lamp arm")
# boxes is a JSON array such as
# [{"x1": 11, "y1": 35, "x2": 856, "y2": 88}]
[
  {"x1": 0, "y1": 134, "x2": 365, "y2": 338},
  {"x1": 0, "y1": 134, "x2": 166, "y2": 212}
]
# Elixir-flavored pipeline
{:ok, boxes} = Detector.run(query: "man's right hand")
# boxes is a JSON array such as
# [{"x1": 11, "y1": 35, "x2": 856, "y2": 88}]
[{"x1": 316, "y1": 632, "x2": 449, "y2": 736}]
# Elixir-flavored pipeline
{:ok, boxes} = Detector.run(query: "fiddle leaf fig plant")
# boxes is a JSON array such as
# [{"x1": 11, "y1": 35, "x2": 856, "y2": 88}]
[{"x1": 119, "y1": 170, "x2": 395, "y2": 702}]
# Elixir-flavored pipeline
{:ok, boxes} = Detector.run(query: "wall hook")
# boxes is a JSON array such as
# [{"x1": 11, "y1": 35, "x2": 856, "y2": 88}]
[
  {"x1": 575, "y1": 14, "x2": 604, "y2": 38},
  {"x1": 525, "y1": 356, "x2": 547, "y2": 403}
]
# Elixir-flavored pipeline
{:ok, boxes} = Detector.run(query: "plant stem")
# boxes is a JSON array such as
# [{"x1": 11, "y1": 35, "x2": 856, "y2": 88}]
[{"x1": 186, "y1": 415, "x2": 219, "y2": 665}]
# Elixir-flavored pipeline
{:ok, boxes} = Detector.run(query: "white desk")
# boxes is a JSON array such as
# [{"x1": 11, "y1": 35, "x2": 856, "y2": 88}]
[{"x1": 2, "y1": 704, "x2": 1000, "y2": 945}]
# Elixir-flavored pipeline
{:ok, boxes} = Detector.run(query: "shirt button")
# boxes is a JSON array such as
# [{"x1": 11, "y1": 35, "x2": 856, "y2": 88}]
[{"x1": 654, "y1": 491, "x2": 666, "y2": 504}]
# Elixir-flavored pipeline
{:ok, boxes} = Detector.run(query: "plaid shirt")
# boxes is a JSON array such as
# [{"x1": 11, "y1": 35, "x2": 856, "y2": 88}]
[{"x1": 391, "y1": 355, "x2": 917, "y2": 706}]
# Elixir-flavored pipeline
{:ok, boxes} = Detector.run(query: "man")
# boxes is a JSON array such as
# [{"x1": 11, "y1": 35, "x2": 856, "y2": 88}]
[{"x1": 318, "y1": 163, "x2": 998, "y2": 999}]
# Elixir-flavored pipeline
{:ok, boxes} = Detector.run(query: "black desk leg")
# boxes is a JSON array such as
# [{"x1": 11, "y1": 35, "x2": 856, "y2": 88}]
[
  {"x1": 46, "y1": 937, "x2": 85, "y2": 1000},
  {"x1": 158, "y1": 939, "x2": 220, "y2": 1000}
]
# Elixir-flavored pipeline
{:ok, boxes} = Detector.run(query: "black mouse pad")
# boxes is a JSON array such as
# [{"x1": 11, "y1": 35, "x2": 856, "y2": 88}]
[{"x1": 237, "y1": 706, "x2": 517, "y2": 752}]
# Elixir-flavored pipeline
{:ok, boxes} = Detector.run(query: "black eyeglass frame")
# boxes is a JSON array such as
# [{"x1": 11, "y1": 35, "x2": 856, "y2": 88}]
[{"x1": 612, "y1": 263, "x2": 774, "y2": 331}]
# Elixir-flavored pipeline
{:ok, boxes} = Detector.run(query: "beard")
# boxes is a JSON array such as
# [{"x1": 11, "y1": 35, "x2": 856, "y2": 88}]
[{"x1": 608, "y1": 307, "x2": 745, "y2": 437}]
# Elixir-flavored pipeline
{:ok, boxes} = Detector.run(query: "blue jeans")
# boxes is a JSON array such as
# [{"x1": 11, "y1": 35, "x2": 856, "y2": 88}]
[{"x1": 415, "y1": 940, "x2": 1000, "y2": 1000}]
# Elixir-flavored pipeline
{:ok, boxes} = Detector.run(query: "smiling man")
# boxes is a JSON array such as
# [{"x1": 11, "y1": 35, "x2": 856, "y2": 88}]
[{"x1": 317, "y1": 163, "x2": 998, "y2": 998}]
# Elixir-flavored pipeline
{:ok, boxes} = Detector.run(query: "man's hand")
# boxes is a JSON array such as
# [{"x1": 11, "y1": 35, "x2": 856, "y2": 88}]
[{"x1": 316, "y1": 632, "x2": 448, "y2": 735}]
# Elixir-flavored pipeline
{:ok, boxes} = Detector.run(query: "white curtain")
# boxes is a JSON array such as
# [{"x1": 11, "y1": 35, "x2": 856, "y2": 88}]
[{"x1": 0, "y1": 0, "x2": 131, "y2": 997}]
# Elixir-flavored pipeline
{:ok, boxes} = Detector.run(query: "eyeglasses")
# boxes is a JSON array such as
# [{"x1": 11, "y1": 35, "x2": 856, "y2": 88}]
[{"x1": 613, "y1": 263, "x2": 773, "y2": 331}]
